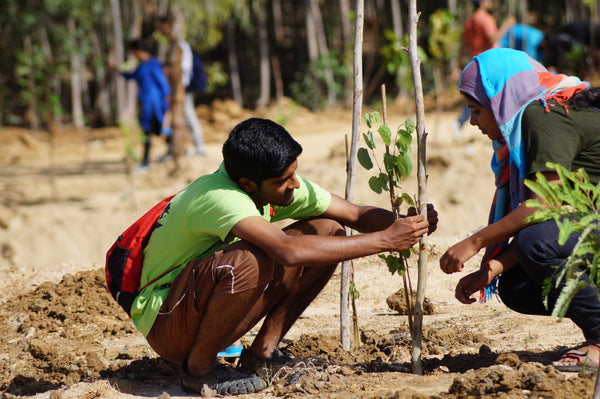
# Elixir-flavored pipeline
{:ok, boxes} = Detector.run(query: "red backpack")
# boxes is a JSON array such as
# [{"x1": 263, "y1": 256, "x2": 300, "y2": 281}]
[{"x1": 105, "y1": 195, "x2": 175, "y2": 316}]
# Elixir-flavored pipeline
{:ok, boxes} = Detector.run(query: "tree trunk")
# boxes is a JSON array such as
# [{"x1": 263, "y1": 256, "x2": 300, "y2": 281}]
[
  {"x1": 110, "y1": 0, "x2": 128, "y2": 124},
  {"x1": 272, "y1": 0, "x2": 284, "y2": 44},
  {"x1": 68, "y1": 17, "x2": 85, "y2": 129},
  {"x1": 310, "y1": 0, "x2": 336, "y2": 106},
  {"x1": 341, "y1": 0, "x2": 364, "y2": 352},
  {"x1": 447, "y1": 0, "x2": 457, "y2": 16},
  {"x1": 91, "y1": 31, "x2": 112, "y2": 126},
  {"x1": 339, "y1": 0, "x2": 353, "y2": 106},
  {"x1": 227, "y1": 21, "x2": 243, "y2": 106},
  {"x1": 407, "y1": 0, "x2": 429, "y2": 376},
  {"x1": 305, "y1": 0, "x2": 319, "y2": 62},
  {"x1": 23, "y1": 35, "x2": 40, "y2": 133},
  {"x1": 256, "y1": 8, "x2": 271, "y2": 108},
  {"x1": 163, "y1": 13, "x2": 187, "y2": 168},
  {"x1": 391, "y1": 0, "x2": 405, "y2": 96}
]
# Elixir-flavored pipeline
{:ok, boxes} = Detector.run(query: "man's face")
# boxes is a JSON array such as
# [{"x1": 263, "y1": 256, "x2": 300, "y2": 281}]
[
  {"x1": 252, "y1": 160, "x2": 301, "y2": 207},
  {"x1": 465, "y1": 96, "x2": 503, "y2": 141}
]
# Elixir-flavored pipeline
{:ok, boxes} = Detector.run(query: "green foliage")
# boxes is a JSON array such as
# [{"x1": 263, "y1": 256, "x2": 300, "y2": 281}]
[
  {"x1": 427, "y1": 9, "x2": 460, "y2": 66},
  {"x1": 359, "y1": 111, "x2": 415, "y2": 275},
  {"x1": 524, "y1": 163, "x2": 600, "y2": 318},
  {"x1": 289, "y1": 65, "x2": 327, "y2": 111},
  {"x1": 380, "y1": 31, "x2": 428, "y2": 92},
  {"x1": 205, "y1": 62, "x2": 228, "y2": 94}
]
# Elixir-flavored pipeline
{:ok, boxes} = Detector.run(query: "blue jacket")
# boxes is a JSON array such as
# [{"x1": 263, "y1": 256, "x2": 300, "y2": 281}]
[{"x1": 122, "y1": 58, "x2": 171, "y2": 131}]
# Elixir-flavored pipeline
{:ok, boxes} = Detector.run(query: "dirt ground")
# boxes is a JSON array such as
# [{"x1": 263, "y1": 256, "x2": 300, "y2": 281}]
[{"x1": 0, "y1": 98, "x2": 596, "y2": 398}]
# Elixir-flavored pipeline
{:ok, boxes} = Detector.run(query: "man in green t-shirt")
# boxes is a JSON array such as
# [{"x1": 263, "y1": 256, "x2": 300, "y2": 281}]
[{"x1": 134, "y1": 118, "x2": 438, "y2": 395}]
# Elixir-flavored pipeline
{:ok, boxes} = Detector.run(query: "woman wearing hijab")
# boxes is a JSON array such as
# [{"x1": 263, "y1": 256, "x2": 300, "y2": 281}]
[{"x1": 440, "y1": 47, "x2": 600, "y2": 372}]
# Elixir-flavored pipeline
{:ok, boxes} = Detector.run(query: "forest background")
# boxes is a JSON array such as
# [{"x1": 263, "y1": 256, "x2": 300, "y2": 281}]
[{"x1": 1, "y1": 0, "x2": 598, "y2": 132}]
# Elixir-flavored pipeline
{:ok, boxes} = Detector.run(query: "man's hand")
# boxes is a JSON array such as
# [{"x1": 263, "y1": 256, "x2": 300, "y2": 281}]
[
  {"x1": 439, "y1": 236, "x2": 481, "y2": 274},
  {"x1": 455, "y1": 269, "x2": 490, "y2": 304},
  {"x1": 407, "y1": 203, "x2": 438, "y2": 235},
  {"x1": 386, "y1": 214, "x2": 429, "y2": 252}
]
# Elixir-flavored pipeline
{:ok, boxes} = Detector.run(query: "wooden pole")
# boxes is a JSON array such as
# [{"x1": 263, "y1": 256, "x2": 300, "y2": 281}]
[
  {"x1": 407, "y1": 0, "x2": 428, "y2": 375},
  {"x1": 341, "y1": 0, "x2": 364, "y2": 351}
]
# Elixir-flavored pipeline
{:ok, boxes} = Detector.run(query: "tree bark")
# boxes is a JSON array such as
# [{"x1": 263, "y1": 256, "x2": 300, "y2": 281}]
[
  {"x1": 163, "y1": 12, "x2": 187, "y2": 168},
  {"x1": 23, "y1": 35, "x2": 40, "y2": 133},
  {"x1": 341, "y1": 0, "x2": 364, "y2": 352},
  {"x1": 110, "y1": 0, "x2": 127, "y2": 124},
  {"x1": 256, "y1": 7, "x2": 271, "y2": 108},
  {"x1": 305, "y1": 0, "x2": 319, "y2": 62},
  {"x1": 310, "y1": 0, "x2": 336, "y2": 106},
  {"x1": 407, "y1": 0, "x2": 428, "y2": 376},
  {"x1": 68, "y1": 17, "x2": 85, "y2": 129},
  {"x1": 339, "y1": 0, "x2": 353, "y2": 106},
  {"x1": 227, "y1": 21, "x2": 243, "y2": 106}
]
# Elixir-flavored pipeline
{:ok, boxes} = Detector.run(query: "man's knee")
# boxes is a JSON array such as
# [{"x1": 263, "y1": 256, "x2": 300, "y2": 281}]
[
  {"x1": 219, "y1": 241, "x2": 274, "y2": 290},
  {"x1": 284, "y1": 217, "x2": 345, "y2": 238}
]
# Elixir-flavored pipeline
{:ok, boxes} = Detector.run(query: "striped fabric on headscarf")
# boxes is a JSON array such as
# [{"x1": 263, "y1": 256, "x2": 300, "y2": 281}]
[{"x1": 457, "y1": 48, "x2": 590, "y2": 302}]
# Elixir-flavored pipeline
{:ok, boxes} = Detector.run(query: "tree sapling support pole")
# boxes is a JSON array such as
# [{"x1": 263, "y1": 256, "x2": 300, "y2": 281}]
[
  {"x1": 341, "y1": 0, "x2": 364, "y2": 351},
  {"x1": 407, "y1": 0, "x2": 429, "y2": 375}
]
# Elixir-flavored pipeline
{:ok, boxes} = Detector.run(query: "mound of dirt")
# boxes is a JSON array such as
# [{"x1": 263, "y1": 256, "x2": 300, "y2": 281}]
[{"x1": 1, "y1": 269, "x2": 595, "y2": 399}]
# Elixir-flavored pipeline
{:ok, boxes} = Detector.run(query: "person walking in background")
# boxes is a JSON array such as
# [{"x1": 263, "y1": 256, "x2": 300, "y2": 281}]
[
  {"x1": 159, "y1": 14, "x2": 206, "y2": 158},
  {"x1": 450, "y1": 0, "x2": 515, "y2": 137},
  {"x1": 110, "y1": 39, "x2": 172, "y2": 172},
  {"x1": 500, "y1": 23, "x2": 545, "y2": 62}
]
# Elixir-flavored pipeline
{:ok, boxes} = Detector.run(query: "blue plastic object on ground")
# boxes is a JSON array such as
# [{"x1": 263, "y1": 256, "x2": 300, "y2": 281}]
[{"x1": 217, "y1": 344, "x2": 243, "y2": 358}]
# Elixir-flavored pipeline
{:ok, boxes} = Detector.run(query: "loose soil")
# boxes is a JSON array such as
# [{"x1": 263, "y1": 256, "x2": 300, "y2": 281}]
[{"x1": 0, "y1": 98, "x2": 596, "y2": 398}]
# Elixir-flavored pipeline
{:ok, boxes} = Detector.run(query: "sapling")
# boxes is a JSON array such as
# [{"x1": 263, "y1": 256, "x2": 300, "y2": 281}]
[{"x1": 358, "y1": 106, "x2": 416, "y2": 328}]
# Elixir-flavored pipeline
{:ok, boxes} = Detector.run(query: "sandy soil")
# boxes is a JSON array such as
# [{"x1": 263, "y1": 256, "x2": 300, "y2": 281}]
[{"x1": 0, "y1": 98, "x2": 596, "y2": 398}]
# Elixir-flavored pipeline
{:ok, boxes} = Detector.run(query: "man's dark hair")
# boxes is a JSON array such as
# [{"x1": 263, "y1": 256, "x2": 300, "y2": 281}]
[
  {"x1": 127, "y1": 38, "x2": 150, "y2": 53},
  {"x1": 158, "y1": 14, "x2": 174, "y2": 25},
  {"x1": 223, "y1": 118, "x2": 303, "y2": 185}
]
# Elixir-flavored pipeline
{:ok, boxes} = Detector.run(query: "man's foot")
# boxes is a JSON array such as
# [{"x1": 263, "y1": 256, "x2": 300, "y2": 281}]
[
  {"x1": 552, "y1": 342, "x2": 600, "y2": 372},
  {"x1": 180, "y1": 363, "x2": 267, "y2": 396},
  {"x1": 132, "y1": 164, "x2": 149, "y2": 174},
  {"x1": 238, "y1": 348, "x2": 292, "y2": 381},
  {"x1": 157, "y1": 152, "x2": 172, "y2": 163}
]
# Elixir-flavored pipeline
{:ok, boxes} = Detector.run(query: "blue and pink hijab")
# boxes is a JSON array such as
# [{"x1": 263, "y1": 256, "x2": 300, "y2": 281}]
[{"x1": 458, "y1": 48, "x2": 589, "y2": 301}]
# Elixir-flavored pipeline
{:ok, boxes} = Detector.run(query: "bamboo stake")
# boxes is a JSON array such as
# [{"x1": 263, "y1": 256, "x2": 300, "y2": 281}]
[
  {"x1": 341, "y1": 0, "x2": 364, "y2": 351},
  {"x1": 407, "y1": 0, "x2": 428, "y2": 375}
]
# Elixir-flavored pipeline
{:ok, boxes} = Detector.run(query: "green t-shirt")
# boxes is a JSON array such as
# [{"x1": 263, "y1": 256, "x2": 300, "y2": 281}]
[
  {"x1": 130, "y1": 163, "x2": 332, "y2": 335},
  {"x1": 522, "y1": 100, "x2": 600, "y2": 184}
]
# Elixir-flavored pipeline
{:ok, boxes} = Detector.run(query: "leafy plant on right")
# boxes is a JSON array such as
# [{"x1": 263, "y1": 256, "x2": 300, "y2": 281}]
[{"x1": 524, "y1": 162, "x2": 600, "y2": 318}]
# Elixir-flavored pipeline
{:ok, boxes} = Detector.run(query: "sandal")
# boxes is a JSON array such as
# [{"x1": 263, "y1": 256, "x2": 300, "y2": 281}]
[
  {"x1": 553, "y1": 343, "x2": 600, "y2": 372},
  {"x1": 180, "y1": 362, "x2": 267, "y2": 396},
  {"x1": 238, "y1": 347, "x2": 293, "y2": 381}
]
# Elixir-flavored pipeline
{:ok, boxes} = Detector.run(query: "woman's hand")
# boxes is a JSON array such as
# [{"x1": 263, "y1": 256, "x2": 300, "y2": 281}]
[
  {"x1": 455, "y1": 269, "x2": 490, "y2": 304},
  {"x1": 439, "y1": 236, "x2": 481, "y2": 274},
  {"x1": 407, "y1": 203, "x2": 439, "y2": 235}
]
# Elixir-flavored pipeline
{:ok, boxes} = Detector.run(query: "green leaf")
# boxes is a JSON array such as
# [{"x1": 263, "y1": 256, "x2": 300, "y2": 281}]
[
  {"x1": 364, "y1": 111, "x2": 380, "y2": 129},
  {"x1": 395, "y1": 153, "x2": 412, "y2": 178},
  {"x1": 404, "y1": 119, "x2": 416, "y2": 133},
  {"x1": 401, "y1": 192, "x2": 415, "y2": 207},
  {"x1": 378, "y1": 125, "x2": 392, "y2": 146},
  {"x1": 363, "y1": 131, "x2": 376, "y2": 150},
  {"x1": 383, "y1": 254, "x2": 401, "y2": 275},
  {"x1": 358, "y1": 147, "x2": 373, "y2": 170},
  {"x1": 377, "y1": 172, "x2": 390, "y2": 192},
  {"x1": 383, "y1": 152, "x2": 396, "y2": 175},
  {"x1": 369, "y1": 176, "x2": 384, "y2": 194},
  {"x1": 397, "y1": 127, "x2": 413, "y2": 146}
]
